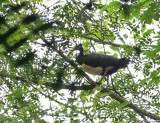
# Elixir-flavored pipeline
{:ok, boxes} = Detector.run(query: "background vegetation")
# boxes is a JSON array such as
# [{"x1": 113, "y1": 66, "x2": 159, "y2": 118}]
[{"x1": 0, "y1": 0, "x2": 160, "y2": 122}]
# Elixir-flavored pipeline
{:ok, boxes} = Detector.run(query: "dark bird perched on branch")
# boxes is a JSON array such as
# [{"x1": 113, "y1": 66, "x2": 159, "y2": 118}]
[
  {"x1": 84, "y1": 0, "x2": 92, "y2": 10},
  {"x1": 73, "y1": 44, "x2": 130, "y2": 76}
]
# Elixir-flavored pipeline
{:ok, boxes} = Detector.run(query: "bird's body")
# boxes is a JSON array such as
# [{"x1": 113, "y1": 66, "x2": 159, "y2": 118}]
[{"x1": 74, "y1": 44, "x2": 130, "y2": 76}]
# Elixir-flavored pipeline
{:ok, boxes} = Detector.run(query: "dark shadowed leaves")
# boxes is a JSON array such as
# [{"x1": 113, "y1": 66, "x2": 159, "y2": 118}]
[
  {"x1": 32, "y1": 22, "x2": 54, "y2": 34},
  {"x1": 22, "y1": 14, "x2": 38, "y2": 24},
  {"x1": 10, "y1": 2, "x2": 26, "y2": 12},
  {"x1": 15, "y1": 51, "x2": 36, "y2": 67},
  {"x1": 0, "y1": 26, "x2": 19, "y2": 43},
  {"x1": 0, "y1": 26, "x2": 19, "y2": 49},
  {"x1": 0, "y1": 16, "x2": 6, "y2": 25},
  {"x1": 7, "y1": 37, "x2": 29, "y2": 52}
]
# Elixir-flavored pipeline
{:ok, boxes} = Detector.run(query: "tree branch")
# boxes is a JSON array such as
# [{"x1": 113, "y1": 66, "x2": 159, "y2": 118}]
[
  {"x1": 101, "y1": 88, "x2": 160, "y2": 121},
  {"x1": 85, "y1": 36, "x2": 122, "y2": 47},
  {"x1": 15, "y1": 76, "x2": 95, "y2": 91}
]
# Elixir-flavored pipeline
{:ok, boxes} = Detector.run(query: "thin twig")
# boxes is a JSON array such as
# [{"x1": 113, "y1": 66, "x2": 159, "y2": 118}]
[{"x1": 85, "y1": 36, "x2": 122, "y2": 47}]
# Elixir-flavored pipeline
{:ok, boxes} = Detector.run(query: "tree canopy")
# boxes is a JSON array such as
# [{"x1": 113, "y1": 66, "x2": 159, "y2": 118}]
[{"x1": 0, "y1": 0, "x2": 160, "y2": 122}]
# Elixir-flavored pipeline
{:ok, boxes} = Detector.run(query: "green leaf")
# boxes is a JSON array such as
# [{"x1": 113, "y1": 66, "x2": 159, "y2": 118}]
[
  {"x1": 153, "y1": 77, "x2": 160, "y2": 86},
  {"x1": 118, "y1": 101, "x2": 131, "y2": 109},
  {"x1": 96, "y1": 51, "x2": 104, "y2": 54},
  {"x1": 113, "y1": 53, "x2": 118, "y2": 58},
  {"x1": 100, "y1": 1, "x2": 121, "y2": 15},
  {"x1": 138, "y1": 79, "x2": 147, "y2": 86},
  {"x1": 146, "y1": 80, "x2": 154, "y2": 89}
]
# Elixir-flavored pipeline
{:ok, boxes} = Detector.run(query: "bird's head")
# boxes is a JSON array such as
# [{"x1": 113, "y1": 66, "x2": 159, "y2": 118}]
[{"x1": 73, "y1": 44, "x2": 83, "y2": 51}]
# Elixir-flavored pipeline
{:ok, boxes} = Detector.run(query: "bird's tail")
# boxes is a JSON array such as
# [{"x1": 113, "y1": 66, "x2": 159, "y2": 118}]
[{"x1": 119, "y1": 57, "x2": 130, "y2": 68}]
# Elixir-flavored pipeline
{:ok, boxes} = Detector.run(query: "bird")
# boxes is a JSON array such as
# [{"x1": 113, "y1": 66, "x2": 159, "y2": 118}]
[
  {"x1": 84, "y1": 0, "x2": 92, "y2": 10},
  {"x1": 73, "y1": 44, "x2": 130, "y2": 76}
]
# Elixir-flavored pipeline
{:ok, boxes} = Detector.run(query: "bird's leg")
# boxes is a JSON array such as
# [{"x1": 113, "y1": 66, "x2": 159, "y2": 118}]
[
  {"x1": 98, "y1": 71, "x2": 108, "y2": 84},
  {"x1": 106, "y1": 75, "x2": 110, "y2": 86},
  {"x1": 103, "y1": 75, "x2": 111, "y2": 87},
  {"x1": 111, "y1": 76, "x2": 122, "y2": 97}
]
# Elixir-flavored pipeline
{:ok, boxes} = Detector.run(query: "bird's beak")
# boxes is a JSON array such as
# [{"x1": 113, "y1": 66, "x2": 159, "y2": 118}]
[
  {"x1": 72, "y1": 47, "x2": 77, "y2": 51},
  {"x1": 72, "y1": 45, "x2": 78, "y2": 51}
]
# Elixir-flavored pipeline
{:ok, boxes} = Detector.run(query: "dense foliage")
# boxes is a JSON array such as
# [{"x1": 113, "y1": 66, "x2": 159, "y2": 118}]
[{"x1": 0, "y1": 0, "x2": 160, "y2": 122}]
